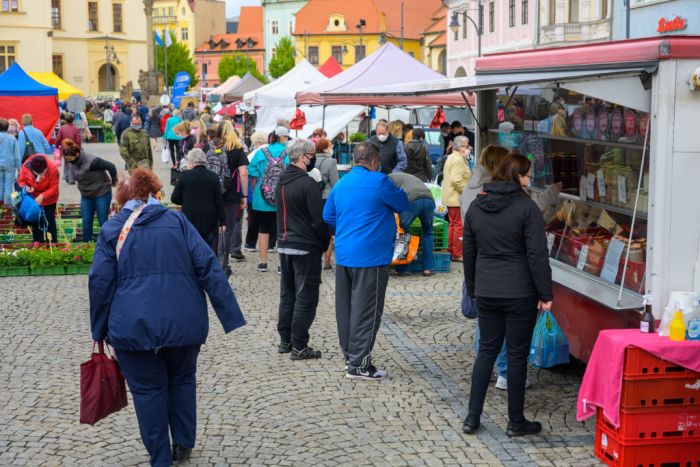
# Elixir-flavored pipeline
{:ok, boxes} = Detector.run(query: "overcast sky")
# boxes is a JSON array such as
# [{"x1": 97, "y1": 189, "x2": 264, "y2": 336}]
[{"x1": 226, "y1": 0, "x2": 261, "y2": 17}]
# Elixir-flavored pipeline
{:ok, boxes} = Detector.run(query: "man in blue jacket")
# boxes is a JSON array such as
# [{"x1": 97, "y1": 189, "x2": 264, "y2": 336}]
[{"x1": 323, "y1": 142, "x2": 408, "y2": 380}]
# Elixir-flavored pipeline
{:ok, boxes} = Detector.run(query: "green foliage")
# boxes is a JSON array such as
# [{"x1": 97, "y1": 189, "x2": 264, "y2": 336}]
[
  {"x1": 0, "y1": 244, "x2": 95, "y2": 268},
  {"x1": 268, "y1": 37, "x2": 296, "y2": 79},
  {"x1": 155, "y1": 31, "x2": 199, "y2": 88},
  {"x1": 349, "y1": 132, "x2": 367, "y2": 142},
  {"x1": 218, "y1": 54, "x2": 267, "y2": 84}
]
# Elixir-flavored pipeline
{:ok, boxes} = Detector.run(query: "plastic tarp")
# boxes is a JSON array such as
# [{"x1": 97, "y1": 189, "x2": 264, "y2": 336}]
[
  {"x1": 27, "y1": 72, "x2": 84, "y2": 100},
  {"x1": 220, "y1": 73, "x2": 264, "y2": 103},
  {"x1": 244, "y1": 60, "x2": 362, "y2": 140},
  {"x1": 296, "y1": 43, "x2": 470, "y2": 107},
  {"x1": 0, "y1": 63, "x2": 59, "y2": 137}
]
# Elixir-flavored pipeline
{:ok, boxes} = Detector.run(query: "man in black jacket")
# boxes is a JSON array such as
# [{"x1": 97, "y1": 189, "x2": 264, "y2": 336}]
[
  {"x1": 275, "y1": 138, "x2": 330, "y2": 361},
  {"x1": 171, "y1": 148, "x2": 226, "y2": 249}
]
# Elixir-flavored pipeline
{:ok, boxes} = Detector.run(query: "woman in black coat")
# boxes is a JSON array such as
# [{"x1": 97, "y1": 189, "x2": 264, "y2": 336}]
[{"x1": 462, "y1": 152, "x2": 553, "y2": 437}]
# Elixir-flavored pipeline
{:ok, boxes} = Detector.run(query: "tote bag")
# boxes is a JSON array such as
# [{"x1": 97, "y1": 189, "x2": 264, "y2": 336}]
[{"x1": 79, "y1": 342, "x2": 128, "y2": 425}]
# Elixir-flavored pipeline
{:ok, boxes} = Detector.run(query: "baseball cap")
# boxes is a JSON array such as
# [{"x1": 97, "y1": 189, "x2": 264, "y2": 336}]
[{"x1": 274, "y1": 126, "x2": 290, "y2": 137}]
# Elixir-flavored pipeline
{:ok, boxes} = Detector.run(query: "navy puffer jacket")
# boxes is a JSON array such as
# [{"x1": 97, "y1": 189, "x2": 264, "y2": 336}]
[{"x1": 89, "y1": 201, "x2": 246, "y2": 351}]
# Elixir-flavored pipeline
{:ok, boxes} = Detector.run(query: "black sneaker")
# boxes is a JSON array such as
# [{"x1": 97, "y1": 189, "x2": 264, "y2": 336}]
[
  {"x1": 277, "y1": 342, "x2": 292, "y2": 353},
  {"x1": 290, "y1": 347, "x2": 322, "y2": 360},
  {"x1": 243, "y1": 244, "x2": 257, "y2": 252},
  {"x1": 172, "y1": 443, "x2": 192, "y2": 462},
  {"x1": 462, "y1": 415, "x2": 480, "y2": 434},
  {"x1": 506, "y1": 419, "x2": 542, "y2": 437},
  {"x1": 256, "y1": 263, "x2": 268, "y2": 272},
  {"x1": 231, "y1": 250, "x2": 246, "y2": 261},
  {"x1": 346, "y1": 365, "x2": 388, "y2": 381}
]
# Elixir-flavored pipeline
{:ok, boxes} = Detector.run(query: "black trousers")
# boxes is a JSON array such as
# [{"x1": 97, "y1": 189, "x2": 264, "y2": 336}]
[
  {"x1": 166, "y1": 139, "x2": 178, "y2": 165},
  {"x1": 335, "y1": 265, "x2": 389, "y2": 370},
  {"x1": 467, "y1": 297, "x2": 538, "y2": 423},
  {"x1": 29, "y1": 203, "x2": 57, "y2": 243},
  {"x1": 115, "y1": 345, "x2": 201, "y2": 467},
  {"x1": 277, "y1": 252, "x2": 322, "y2": 350},
  {"x1": 244, "y1": 207, "x2": 277, "y2": 248}
]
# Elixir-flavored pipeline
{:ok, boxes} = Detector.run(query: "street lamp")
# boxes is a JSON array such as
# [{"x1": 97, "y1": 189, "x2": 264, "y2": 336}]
[
  {"x1": 356, "y1": 18, "x2": 366, "y2": 46},
  {"x1": 449, "y1": 4, "x2": 483, "y2": 57},
  {"x1": 104, "y1": 36, "x2": 121, "y2": 92}
]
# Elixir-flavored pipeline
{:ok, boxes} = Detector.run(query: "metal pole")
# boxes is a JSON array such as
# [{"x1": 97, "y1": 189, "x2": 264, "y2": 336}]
[
  {"x1": 322, "y1": 105, "x2": 326, "y2": 128},
  {"x1": 400, "y1": 2, "x2": 404, "y2": 50},
  {"x1": 478, "y1": 2, "x2": 483, "y2": 57},
  {"x1": 105, "y1": 38, "x2": 112, "y2": 92},
  {"x1": 164, "y1": 28, "x2": 169, "y2": 97}
]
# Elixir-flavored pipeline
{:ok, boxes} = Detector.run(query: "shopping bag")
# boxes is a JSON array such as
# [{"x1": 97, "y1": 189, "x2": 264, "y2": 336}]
[
  {"x1": 170, "y1": 167, "x2": 181, "y2": 186},
  {"x1": 17, "y1": 188, "x2": 44, "y2": 223},
  {"x1": 425, "y1": 182, "x2": 446, "y2": 215},
  {"x1": 461, "y1": 281, "x2": 477, "y2": 319},
  {"x1": 79, "y1": 342, "x2": 128, "y2": 425},
  {"x1": 528, "y1": 310, "x2": 570, "y2": 368},
  {"x1": 391, "y1": 214, "x2": 419, "y2": 265},
  {"x1": 161, "y1": 145, "x2": 171, "y2": 164},
  {"x1": 52, "y1": 147, "x2": 62, "y2": 167}
]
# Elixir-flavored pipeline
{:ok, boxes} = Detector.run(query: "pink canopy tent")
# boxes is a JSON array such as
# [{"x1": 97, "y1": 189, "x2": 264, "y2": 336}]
[
  {"x1": 317, "y1": 56, "x2": 343, "y2": 78},
  {"x1": 295, "y1": 43, "x2": 472, "y2": 107}
]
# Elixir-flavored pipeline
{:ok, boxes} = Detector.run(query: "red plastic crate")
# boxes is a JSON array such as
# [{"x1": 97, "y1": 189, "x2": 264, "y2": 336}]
[
  {"x1": 624, "y1": 347, "x2": 700, "y2": 380},
  {"x1": 620, "y1": 376, "x2": 700, "y2": 409},
  {"x1": 597, "y1": 407, "x2": 700, "y2": 442},
  {"x1": 595, "y1": 421, "x2": 700, "y2": 466}
]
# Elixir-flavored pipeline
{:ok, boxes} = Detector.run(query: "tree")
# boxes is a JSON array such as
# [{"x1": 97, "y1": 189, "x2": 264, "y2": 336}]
[
  {"x1": 155, "y1": 31, "x2": 198, "y2": 88},
  {"x1": 268, "y1": 37, "x2": 296, "y2": 79},
  {"x1": 218, "y1": 54, "x2": 267, "y2": 84}
]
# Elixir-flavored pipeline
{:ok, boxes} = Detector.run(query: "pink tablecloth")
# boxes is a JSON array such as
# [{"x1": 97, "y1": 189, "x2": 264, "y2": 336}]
[{"x1": 577, "y1": 329, "x2": 700, "y2": 427}]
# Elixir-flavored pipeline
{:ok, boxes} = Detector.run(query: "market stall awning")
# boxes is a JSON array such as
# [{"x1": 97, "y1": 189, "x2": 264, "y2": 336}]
[
  {"x1": 211, "y1": 75, "x2": 242, "y2": 96},
  {"x1": 27, "y1": 72, "x2": 84, "y2": 100},
  {"x1": 0, "y1": 63, "x2": 59, "y2": 137},
  {"x1": 220, "y1": 72, "x2": 264, "y2": 103}
]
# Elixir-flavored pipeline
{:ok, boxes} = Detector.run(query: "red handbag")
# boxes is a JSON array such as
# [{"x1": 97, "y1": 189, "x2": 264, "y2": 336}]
[{"x1": 79, "y1": 341, "x2": 128, "y2": 425}]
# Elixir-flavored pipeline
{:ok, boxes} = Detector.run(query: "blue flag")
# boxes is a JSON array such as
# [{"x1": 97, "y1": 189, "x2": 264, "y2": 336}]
[{"x1": 154, "y1": 31, "x2": 163, "y2": 47}]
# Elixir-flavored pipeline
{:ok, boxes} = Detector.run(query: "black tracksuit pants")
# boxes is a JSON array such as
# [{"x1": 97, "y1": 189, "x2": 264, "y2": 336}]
[
  {"x1": 335, "y1": 265, "x2": 389, "y2": 370},
  {"x1": 277, "y1": 252, "x2": 322, "y2": 350}
]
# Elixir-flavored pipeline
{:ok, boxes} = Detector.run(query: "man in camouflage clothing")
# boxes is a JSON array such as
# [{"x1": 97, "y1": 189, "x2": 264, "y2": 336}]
[{"x1": 119, "y1": 115, "x2": 153, "y2": 171}]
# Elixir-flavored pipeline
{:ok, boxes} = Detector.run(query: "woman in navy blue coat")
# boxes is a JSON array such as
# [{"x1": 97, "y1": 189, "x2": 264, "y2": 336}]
[{"x1": 89, "y1": 169, "x2": 246, "y2": 467}]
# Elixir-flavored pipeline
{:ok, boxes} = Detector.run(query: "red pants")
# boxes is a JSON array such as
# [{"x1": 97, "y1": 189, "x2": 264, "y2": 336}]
[{"x1": 447, "y1": 207, "x2": 463, "y2": 260}]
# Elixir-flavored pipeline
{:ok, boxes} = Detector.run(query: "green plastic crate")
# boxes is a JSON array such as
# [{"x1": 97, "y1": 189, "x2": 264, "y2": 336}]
[{"x1": 408, "y1": 216, "x2": 449, "y2": 251}]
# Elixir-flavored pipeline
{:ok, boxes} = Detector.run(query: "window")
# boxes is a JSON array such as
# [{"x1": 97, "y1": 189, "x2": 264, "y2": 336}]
[
  {"x1": 289, "y1": 20, "x2": 293, "y2": 35},
  {"x1": 153, "y1": 8, "x2": 158, "y2": 17},
  {"x1": 202, "y1": 63, "x2": 207, "y2": 75},
  {"x1": 548, "y1": 0, "x2": 556, "y2": 25},
  {"x1": 489, "y1": 2, "x2": 495, "y2": 32},
  {"x1": 355, "y1": 45, "x2": 365, "y2": 62},
  {"x1": 522, "y1": 0, "x2": 528, "y2": 24},
  {"x1": 181, "y1": 28, "x2": 188, "y2": 40},
  {"x1": 308, "y1": 46, "x2": 318, "y2": 65},
  {"x1": 601, "y1": 0, "x2": 608, "y2": 19},
  {"x1": 52, "y1": 55, "x2": 63, "y2": 79},
  {"x1": 88, "y1": 2, "x2": 99, "y2": 31},
  {"x1": 182, "y1": 7, "x2": 185, "y2": 15},
  {"x1": 569, "y1": 0, "x2": 579, "y2": 23},
  {"x1": 51, "y1": 0, "x2": 61, "y2": 29},
  {"x1": 271, "y1": 20, "x2": 279, "y2": 35},
  {"x1": 331, "y1": 45, "x2": 343, "y2": 65},
  {"x1": 509, "y1": 0, "x2": 515, "y2": 27},
  {"x1": 462, "y1": 14, "x2": 467, "y2": 39},
  {"x1": 168, "y1": 7, "x2": 173, "y2": 17},
  {"x1": 113, "y1": 3, "x2": 123, "y2": 33},
  {"x1": 1, "y1": 0, "x2": 18, "y2": 12},
  {"x1": 0, "y1": 44, "x2": 16, "y2": 73}
]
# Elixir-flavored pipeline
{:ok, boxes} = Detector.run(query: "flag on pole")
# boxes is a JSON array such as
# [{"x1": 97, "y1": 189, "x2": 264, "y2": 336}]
[
  {"x1": 154, "y1": 31, "x2": 163, "y2": 47},
  {"x1": 188, "y1": 0, "x2": 196, "y2": 12},
  {"x1": 164, "y1": 30, "x2": 173, "y2": 48}
]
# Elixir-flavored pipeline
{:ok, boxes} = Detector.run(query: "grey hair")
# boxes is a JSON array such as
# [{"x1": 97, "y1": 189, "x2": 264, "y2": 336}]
[
  {"x1": 250, "y1": 131, "x2": 267, "y2": 147},
  {"x1": 453, "y1": 136, "x2": 470, "y2": 150},
  {"x1": 353, "y1": 142, "x2": 380, "y2": 166},
  {"x1": 173, "y1": 109, "x2": 182, "y2": 117},
  {"x1": 187, "y1": 148, "x2": 207, "y2": 166},
  {"x1": 286, "y1": 138, "x2": 316, "y2": 163},
  {"x1": 375, "y1": 119, "x2": 388, "y2": 130}
]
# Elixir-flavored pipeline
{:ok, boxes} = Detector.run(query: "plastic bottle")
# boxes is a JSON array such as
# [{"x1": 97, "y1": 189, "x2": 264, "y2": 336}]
[{"x1": 669, "y1": 310, "x2": 687, "y2": 342}]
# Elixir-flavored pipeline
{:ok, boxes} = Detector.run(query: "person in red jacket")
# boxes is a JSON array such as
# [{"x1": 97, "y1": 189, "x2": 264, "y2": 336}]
[{"x1": 18, "y1": 154, "x2": 59, "y2": 243}]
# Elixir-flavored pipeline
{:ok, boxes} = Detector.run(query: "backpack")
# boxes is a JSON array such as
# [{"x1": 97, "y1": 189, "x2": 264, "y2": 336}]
[
  {"x1": 205, "y1": 147, "x2": 229, "y2": 192},
  {"x1": 260, "y1": 146, "x2": 286, "y2": 206},
  {"x1": 21, "y1": 129, "x2": 36, "y2": 162}
]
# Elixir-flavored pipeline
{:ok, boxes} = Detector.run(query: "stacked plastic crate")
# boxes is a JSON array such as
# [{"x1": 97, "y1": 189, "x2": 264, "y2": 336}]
[
  {"x1": 405, "y1": 216, "x2": 451, "y2": 273},
  {"x1": 595, "y1": 347, "x2": 700, "y2": 465}
]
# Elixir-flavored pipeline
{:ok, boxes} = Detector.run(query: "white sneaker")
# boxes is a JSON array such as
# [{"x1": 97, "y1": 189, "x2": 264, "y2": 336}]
[{"x1": 495, "y1": 376, "x2": 532, "y2": 390}]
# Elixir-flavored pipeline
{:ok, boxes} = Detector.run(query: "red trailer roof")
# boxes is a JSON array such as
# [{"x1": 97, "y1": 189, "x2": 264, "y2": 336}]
[{"x1": 475, "y1": 36, "x2": 700, "y2": 74}]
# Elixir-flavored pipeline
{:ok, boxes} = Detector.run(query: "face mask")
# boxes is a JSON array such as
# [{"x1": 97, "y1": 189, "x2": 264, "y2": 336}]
[
  {"x1": 131, "y1": 124, "x2": 142, "y2": 131},
  {"x1": 191, "y1": 128, "x2": 200, "y2": 136},
  {"x1": 377, "y1": 134, "x2": 388, "y2": 143},
  {"x1": 441, "y1": 131, "x2": 449, "y2": 137},
  {"x1": 8, "y1": 125, "x2": 17, "y2": 133},
  {"x1": 306, "y1": 156, "x2": 316, "y2": 172}
]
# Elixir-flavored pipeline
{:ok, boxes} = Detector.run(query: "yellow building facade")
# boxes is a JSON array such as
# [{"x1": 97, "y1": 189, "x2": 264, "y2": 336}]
[
  {"x1": 0, "y1": 0, "x2": 147, "y2": 96},
  {"x1": 151, "y1": 0, "x2": 225, "y2": 58}
]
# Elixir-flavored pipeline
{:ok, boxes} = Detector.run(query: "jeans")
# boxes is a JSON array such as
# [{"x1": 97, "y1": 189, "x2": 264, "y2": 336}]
[
  {"x1": 0, "y1": 167, "x2": 16, "y2": 205},
  {"x1": 80, "y1": 191, "x2": 112, "y2": 242},
  {"x1": 474, "y1": 323, "x2": 507, "y2": 378},
  {"x1": 277, "y1": 252, "x2": 322, "y2": 350},
  {"x1": 447, "y1": 206, "x2": 463, "y2": 259},
  {"x1": 30, "y1": 203, "x2": 57, "y2": 244},
  {"x1": 467, "y1": 297, "x2": 538, "y2": 423},
  {"x1": 396, "y1": 197, "x2": 435, "y2": 272}
]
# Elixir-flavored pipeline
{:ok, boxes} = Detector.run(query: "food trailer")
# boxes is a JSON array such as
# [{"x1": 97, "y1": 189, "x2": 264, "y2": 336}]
[{"x1": 331, "y1": 37, "x2": 700, "y2": 361}]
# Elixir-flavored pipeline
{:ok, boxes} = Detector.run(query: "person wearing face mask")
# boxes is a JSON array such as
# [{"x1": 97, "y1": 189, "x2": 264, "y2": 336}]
[
  {"x1": 7, "y1": 118, "x2": 20, "y2": 138},
  {"x1": 439, "y1": 122, "x2": 451, "y2": 155},
  {"x1": 275, "y1": 139, "x2": 330, "y2": 360},
  {"x1": 61, "y1": 139, "x2": 117, "y2": 242},
  {"x1": 17, "y1": 155, "x2": 59, "y2": 243},
  {"x1": 314, "y1": 138, "x2": 339, "y2": 269},
  {"x1": 367, "y1": 120, "x2": 407, "y2": 174},
  {"x1": 441, "y1": 136, "x2": 471, "y2": 262},
  {"x1": 462, "y1": 152, "x2": 552, "y2": 437},
  {"x1": 323, "y1": 142, "x2": 408, "y2": 380},
  {"x1": 120, "y1": 115, "x2": 153, "y2": 171}
]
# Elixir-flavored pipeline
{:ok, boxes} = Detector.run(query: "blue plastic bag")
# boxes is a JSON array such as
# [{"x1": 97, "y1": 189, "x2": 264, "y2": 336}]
[
  {"x1": 17, "y1": 188, "x2": 44, "y2": 223},
  {"x1": 529, "y1": 309, "x2": 570, "y2": 368},
  {"x1": 461, "y1": 281, "x2": 477, "y2": 319}
]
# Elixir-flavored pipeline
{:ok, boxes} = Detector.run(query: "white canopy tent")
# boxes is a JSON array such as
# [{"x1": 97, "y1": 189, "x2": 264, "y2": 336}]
[{"x1": 243, "y1": 59, "x2": 362, "y2": 139}]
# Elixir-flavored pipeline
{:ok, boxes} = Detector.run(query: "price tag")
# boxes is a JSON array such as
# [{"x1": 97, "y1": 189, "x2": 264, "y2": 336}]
[
  {"x1": 597, "y1": 169, "x2": 606, "y2": 197},
  {"x1": 577, "y1": 244, "x2": 589, "y2": 271},
  {"x1": 600, "y1": 238, "x2": 625, "y2": 283},
  {"x1": 586, "y1": 173, "x2": 596, "y2": 200},
  {"x1": 546, "y1": 232, "x2": 555, "y2": 254},
  {"x1": 617, "y1": 175, "x2": 627, "y2": 204},
  {"x1": 579, "y1": 175, "x2": 588, "y2": 201}
]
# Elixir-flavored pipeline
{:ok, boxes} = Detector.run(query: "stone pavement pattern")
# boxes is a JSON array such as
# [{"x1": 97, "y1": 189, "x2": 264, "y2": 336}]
[{"x1": 0, "y1": 143, "x2": 599, "y2": 466}]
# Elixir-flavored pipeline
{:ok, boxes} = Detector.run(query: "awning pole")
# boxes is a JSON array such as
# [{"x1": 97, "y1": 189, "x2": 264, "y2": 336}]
[
  {"x1": 503, "y1": 86, "x2": 519, "y2": 111},
  {"x1": 322, "y1": 105, "x2": 326, "y2": 128},
  {"x1": 461, "y1": 91, "x2": 483, "y2": 136}
]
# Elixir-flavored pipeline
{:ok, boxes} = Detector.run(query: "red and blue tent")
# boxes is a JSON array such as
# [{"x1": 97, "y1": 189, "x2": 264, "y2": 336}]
[{"x1": 0, "y1": 63, "x2": 59, "y2": 137}]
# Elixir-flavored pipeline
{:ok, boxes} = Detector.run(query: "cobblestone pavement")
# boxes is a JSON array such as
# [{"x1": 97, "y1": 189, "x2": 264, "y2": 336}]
[{"x1": 0, "y1": 144, "x2": 598, "y2": 466}]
